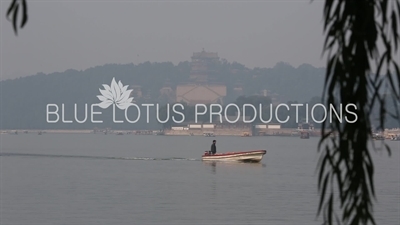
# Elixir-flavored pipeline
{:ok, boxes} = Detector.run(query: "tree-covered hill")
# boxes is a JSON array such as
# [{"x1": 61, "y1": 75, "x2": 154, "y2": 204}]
[{"x1": 0, "y1": 60, "x2": 329, "y2": 129}]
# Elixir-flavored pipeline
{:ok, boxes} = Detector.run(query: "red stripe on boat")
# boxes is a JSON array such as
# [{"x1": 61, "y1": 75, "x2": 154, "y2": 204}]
[{"x1": 202, "y1": 150, "x2": 266, "y2": 157}]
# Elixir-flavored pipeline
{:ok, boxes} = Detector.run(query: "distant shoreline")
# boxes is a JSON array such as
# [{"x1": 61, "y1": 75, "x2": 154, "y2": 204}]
[
  {"x1": 1, "y1": 128, "x2": 399, "y2": 137},
  {"x1": 1, "y1": 128, "x2": 304, "y2": 136}
]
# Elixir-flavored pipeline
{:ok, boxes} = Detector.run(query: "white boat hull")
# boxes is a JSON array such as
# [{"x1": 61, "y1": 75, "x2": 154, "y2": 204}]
[{"x1": 202, "y1": 150, "x2": 266, "y2": 163}]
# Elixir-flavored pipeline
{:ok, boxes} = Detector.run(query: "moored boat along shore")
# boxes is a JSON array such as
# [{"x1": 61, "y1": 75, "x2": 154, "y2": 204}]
[{"x1": 2, "y1": 128, "x2": 399, "y2": 138}]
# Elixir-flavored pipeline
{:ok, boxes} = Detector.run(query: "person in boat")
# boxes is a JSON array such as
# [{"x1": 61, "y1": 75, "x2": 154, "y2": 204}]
[{"x1": 210, "y1": 140, "x2": 217, "y2": 155}]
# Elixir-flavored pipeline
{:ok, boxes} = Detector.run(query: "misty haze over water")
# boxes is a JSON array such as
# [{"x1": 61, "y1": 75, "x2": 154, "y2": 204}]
[{"x1": 1, "y1": 135, "x2": 399, "y2": 225}]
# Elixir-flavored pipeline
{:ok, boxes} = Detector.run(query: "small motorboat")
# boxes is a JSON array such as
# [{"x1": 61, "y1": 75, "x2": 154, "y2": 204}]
[{"x1": 202, "y1": 150, "x2": 267, "y2": 163}]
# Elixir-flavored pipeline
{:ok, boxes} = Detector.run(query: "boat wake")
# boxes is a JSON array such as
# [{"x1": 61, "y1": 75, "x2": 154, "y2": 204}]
[{"x1": 0, "y1": 153, "x2": 199, "y2": 161}]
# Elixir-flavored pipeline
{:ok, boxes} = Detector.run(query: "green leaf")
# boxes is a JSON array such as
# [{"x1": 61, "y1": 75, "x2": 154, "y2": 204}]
[
  {"x1": 21, "y1": 0, "x2": 28, "y2": 28},
  {"x1": 6, "y1": 0, "x2": 17, "y2": 20},
  {"x1": 328, "y1": 194, "x2": 333, "y2": 225},
  {"x1": 318, "y1": 173, "x2": 330, "y2": 215},
  {"x1": 12, "y1": 4, "x2": 19, "y2": 35}
]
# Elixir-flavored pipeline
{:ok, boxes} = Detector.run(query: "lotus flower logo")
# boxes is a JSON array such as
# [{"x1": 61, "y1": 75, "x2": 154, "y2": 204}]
[{"x1": 97, "y1": 78, "x2": 134, "y2": 110}]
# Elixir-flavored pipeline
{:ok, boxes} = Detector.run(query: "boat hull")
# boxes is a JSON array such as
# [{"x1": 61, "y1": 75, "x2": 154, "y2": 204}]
[{"x1": 202, "y1": 150, "x2": 266, "y2": 163}]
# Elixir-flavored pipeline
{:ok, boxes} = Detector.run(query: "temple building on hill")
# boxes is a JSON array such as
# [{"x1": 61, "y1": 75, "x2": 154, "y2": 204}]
[
  {"x1": 176, "y1": 50, "x2": 227, "y2": 105},
  {"x1": 189, "y1": 49, "x2": 219, "y2": 83}
]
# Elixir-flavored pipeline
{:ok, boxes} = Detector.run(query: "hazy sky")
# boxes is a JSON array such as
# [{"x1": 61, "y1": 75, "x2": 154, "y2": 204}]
[{"x1": 0, "y1": 0, "x2": 326, "y2": 80}]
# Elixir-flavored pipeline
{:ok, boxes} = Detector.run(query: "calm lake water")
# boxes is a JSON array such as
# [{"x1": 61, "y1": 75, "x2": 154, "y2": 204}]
[{"x1": 0, "y1": 134, "x2": 399, "y2": 225}]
